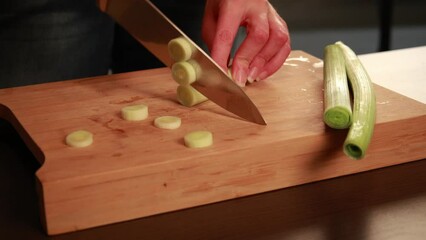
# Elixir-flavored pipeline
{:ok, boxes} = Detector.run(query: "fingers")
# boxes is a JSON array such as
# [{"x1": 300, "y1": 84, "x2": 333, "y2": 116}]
[
  {"x1": 230, "y1": 2, "x2": 290, "y2": 85},
  {"x1": 202, "y1": 0, "x2": 291, "y2": 86},
  {"x1": 231, "y1": 10, "x2": 269, "y2": 86},
  {"x1": 208, "y1": 1, "x2": 243, "y2": 71},
  {"x1": 255, "y1": 41, "x2": 291, "y2": 81},
  {"x1": 248, "y1": 6, "x2": 290, "y2": 82}
]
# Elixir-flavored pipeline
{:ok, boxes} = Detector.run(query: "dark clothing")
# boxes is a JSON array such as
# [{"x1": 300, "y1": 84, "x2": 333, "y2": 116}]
[{"x1": 0, "y1": 0, "x2": 205, "y2": 88}]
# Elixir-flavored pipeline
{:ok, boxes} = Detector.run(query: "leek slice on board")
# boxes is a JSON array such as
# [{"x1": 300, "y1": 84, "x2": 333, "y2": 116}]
[
  {"x1": 121, "y1": 104, "x2": 148, "y2": 121},
  {"x1": 65, "y1": 130, "x2": 93, "y2": 148},
  {"x1": 184, "y1": 130, "x2": 213, "y2": 148},
  {"x1": 154, "y1": 116, "x2": 181, "y2": 130}
]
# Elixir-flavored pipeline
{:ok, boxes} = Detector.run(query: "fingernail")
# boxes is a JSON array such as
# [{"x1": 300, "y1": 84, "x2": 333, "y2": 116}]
[
  {"x1": 247, "y1": 67, "x2": 259, "y2": 83},
  {"x1": 256, "y1": 71, "x2": 268, "y2": 81},
  {"x1": 235, "y1": 69, "x2": 247, "y2": 87},
  {"x1": 236, "y1": 80, "x2": 246, "y2": 88}
]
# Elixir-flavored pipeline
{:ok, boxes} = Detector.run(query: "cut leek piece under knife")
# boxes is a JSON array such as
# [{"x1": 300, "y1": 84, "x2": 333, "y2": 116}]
[
  {"x1": 323, "y1": 44, "x2": 352, "y2": 129},
  {"x1": 171, "y1": 61, "x2": 198, "y2": 85},
  {"x1": 168, "y1": 36, "x2": 195, "y2": 62},
  {"x1": 177, "y1": 85, "x2": 208, "y2": 107},
  {"x1": 336, "y1": 41, "x2": 376, "y2": 160}
]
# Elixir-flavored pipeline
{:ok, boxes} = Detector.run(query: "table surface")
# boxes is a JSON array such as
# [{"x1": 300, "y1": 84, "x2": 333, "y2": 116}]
[{"x1": 1, "y1": 47, "x2": 425, "y2": 239}]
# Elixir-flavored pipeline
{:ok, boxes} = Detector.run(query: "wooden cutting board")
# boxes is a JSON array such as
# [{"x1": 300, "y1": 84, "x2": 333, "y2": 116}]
[{"x1": 1, "y1": 51, "x2": 425, "y2": 235}]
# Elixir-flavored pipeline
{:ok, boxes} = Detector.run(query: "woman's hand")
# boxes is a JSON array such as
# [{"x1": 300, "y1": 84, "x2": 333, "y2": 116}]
[{"x1": 202, "y1": 0, "x2": 291, "y2": 86}]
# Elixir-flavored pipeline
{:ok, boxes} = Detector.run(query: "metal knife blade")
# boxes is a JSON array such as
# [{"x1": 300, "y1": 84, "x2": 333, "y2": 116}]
[{"x1": 105, "y1": 0, "x2": 266, "y2": 125}]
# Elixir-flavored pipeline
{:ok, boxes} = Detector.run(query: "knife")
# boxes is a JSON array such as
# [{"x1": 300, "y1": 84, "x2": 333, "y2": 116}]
[{"x1": 103, "y1": 0, "x2": 266, "y2": 125}]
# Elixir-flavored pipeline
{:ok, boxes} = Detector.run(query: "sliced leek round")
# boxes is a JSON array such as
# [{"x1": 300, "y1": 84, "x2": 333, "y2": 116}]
[
  {"x1": 121, "y1": 104, "x2": 148, "y2": 121},
  {"x1": 168, "y1": 37, "x2": 194, "y2": 62},
  {"x1": 171, "y1": 61, "x2": 198, "y2": 85},
  {"x1": 154, "y1": 116, "x2": 181, "y2": 130},
  {"x1": 65, "y1": 130, "x2": 93, "y2": 148},
  {"x1": 184, "y1": 130, "x2": 213, "y2": 148}
]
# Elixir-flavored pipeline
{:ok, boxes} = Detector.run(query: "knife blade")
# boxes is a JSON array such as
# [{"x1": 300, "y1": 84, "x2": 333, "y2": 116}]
[{"x1": 104, "y1": 0, "x2": 266, "y2": 125}]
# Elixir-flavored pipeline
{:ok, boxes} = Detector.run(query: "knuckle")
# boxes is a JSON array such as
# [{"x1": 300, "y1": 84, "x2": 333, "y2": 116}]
[
  {"x1": 218, "y1": 29, "x2": 234, "y2": 45},
  {"x1": 274, "y1": 29, "x2": 289, "y2": 45},
  {"x1": 252, "y1": 29, "x2": 269, "y2": 44},
  {"x1": 253, "y1": 55, "x2": 268, "y2": 66}
]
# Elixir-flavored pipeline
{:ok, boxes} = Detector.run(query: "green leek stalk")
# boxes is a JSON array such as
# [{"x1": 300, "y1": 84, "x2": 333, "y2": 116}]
[
  {"x1": 323, "y1": 44, "x2": 352, "y2": 129},
  {"x1": 336, "y1": 41, "x2": 376, "y2": 160}
]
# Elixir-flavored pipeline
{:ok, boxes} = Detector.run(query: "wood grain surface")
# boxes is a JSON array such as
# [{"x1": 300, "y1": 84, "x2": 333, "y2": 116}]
[{"x1": 0, "y1": 51, "x2": 425, "y2": 235}]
